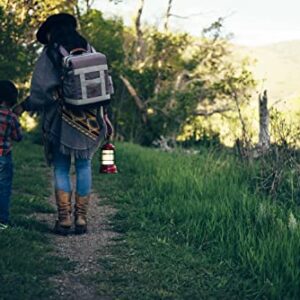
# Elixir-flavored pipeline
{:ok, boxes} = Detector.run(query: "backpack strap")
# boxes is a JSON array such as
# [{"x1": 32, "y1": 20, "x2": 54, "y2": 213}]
[
  {"x1": 87, "y1": 43, "x2": 92, "y2": 52},
  {"x1": 70, "y1": 48, "x2": 87, "y2": 55},
  {"x1": 59, "y1": 44, "x2": 94, "y2": 56},
  {"x1": 59, "y1": 45, "x2": 69, "y2": 57},
  {"x1": 45, "y1": 46, "x2": 64, "y2": 99},
  {"x1": 87, "y1": 43, "x2": 97, "y2": 53}
]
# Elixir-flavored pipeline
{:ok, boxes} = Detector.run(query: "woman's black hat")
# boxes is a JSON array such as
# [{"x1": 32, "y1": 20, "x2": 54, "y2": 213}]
[
  {"x1": 36, "y1": 13, "x2": 77, "y2": 45},
  {"x1": 0, "y1": 80, "x2": 18, "y2": 105}
]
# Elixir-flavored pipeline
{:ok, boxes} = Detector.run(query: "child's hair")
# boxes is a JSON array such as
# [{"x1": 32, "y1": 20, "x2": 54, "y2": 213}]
[{"x1": 0, "y1": 80, "x2": 18, "y2": 106}]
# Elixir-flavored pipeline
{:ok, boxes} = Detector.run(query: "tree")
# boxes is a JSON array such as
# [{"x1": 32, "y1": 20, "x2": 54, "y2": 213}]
[
  {"x1": 80, "y1": 10, "x2": 125, "y2": 69},
  {"x1": 117, "y1": 13, "x2": 256, "y2": 145},
  {"x1": 0, "y1": 7, "x2": 30, "y2": 81},
  {"x1": 0, "y1": 0, "x2": 76, "y2": 89},
  {"x1": 0, "y1": 1, "x2": 256, "y2": 147}
]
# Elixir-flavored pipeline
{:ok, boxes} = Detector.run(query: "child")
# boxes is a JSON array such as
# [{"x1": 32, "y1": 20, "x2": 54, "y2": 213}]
[{"x1": 0, "y1": 80, "x2": 23, "y2": 230}]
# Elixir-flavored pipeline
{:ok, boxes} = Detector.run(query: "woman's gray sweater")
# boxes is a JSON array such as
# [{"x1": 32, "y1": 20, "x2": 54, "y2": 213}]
[{"x1": 23, "y1": 47, "x2": 106, "y2": 164}]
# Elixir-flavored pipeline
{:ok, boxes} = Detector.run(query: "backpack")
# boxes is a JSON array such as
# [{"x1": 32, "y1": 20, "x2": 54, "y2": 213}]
[{"x1": 58, "y1": 44, "x2": 114, "y2": 107}]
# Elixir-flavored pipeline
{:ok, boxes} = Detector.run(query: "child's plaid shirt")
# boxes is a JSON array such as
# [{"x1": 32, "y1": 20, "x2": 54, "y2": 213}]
[{"x1": 0, "y1": 107, "x2": 23, "y2": 156}]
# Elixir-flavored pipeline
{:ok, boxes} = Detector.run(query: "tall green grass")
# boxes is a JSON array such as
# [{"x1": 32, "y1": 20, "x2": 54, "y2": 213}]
[
  {"x1": 0, "y1": 137, "x2": 70, "y2": 300},
  {"x1": 95, "y1": 143, "x2": 300, "y2": 299}
]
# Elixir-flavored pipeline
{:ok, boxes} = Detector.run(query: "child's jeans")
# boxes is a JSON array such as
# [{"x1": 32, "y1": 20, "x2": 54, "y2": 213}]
[
  {"x1": 0, "y1": 154, "x2": 13, "y2": 223},
  {"x1": 53, "y1": 149, "x2": 92, "y2": 196}
]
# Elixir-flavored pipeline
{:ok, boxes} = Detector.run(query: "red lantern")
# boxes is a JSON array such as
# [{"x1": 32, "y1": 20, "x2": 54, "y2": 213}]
[{"x1": 99, "y1": 142, "x2": 118, "y2": 174}]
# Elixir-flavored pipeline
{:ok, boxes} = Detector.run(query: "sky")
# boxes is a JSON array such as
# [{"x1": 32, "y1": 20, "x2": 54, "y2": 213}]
[{"x1": 93, "y1": 0, "x2": 300, "y2": 46}]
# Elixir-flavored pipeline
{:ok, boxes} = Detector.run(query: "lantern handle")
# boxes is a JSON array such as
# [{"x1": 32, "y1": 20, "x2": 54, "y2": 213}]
[{"x1": 104, "y1": 111, "x2": 114, "y2": 140}]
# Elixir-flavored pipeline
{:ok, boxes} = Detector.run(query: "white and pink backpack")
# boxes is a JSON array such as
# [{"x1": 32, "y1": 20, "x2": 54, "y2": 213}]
[{"x1": 59, "y1": 44, "x2": 114, "y2": 107}]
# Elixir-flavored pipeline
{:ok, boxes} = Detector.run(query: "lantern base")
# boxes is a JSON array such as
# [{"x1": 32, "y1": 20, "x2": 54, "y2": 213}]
[{"x1": 100, "y1": 164, "x2": 118, "y2": 174}]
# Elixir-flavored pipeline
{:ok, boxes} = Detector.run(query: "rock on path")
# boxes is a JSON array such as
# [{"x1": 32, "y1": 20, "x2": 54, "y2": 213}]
[{"x1": 34, "y1": 182, "x2": 118, "y2": 300}]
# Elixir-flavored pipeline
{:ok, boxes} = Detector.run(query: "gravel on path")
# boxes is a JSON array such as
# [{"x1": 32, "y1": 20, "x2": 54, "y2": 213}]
[{"x1": 34, "y1": 185, "x2": 118, "y2": 300}]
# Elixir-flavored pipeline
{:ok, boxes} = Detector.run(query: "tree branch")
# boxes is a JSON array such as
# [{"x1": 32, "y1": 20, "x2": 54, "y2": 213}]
[
  {"x1": 164, "y1": 0, "x2": 173, "y2": 31},
  {"x1": 181, "y1": 78, "x2": 204, "y2": 90},
  {"x1": 119, "y1": 75, "x2": 147, "y2": 123},
  {"x1": 85, "y1": 0, "x2": 94, "y2": 12},
  {"x1": 169, "y1": 12, "x2": 206, "y2": 19},
  {"x1": 174, "y1": 70, "x2": 190, "y2": 90},
  {"x1": 134, "y1": 0, "x2": 145, "y2": 60},
  {"x1": 232, "y1": 90, "x2": 248, "y2": 143},
  {"x1": 194, "y1": 107, "x2": 233, "y2": 116}
]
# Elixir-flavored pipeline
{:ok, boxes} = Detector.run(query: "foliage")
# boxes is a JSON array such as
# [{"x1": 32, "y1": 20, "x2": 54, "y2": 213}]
[
  {"x1": 270, "y1": 108, "x2": 300, "y2": 147},
  {"x1": 81, "y1": 9, "x2": 125, "y2": 69},
  {"x1": 178, "y1": 102, "x2": 259, "y2": 147},
  {"x1": 115, "y1": 18, "x2": 256, "y2": 144},
  {"x1": 248, "y1": 109, "x2": 300, "y2": 203},
  {"x1": 251, "y1": 145, "x2": 300, "y2": 204},
  {"x1": 0, "y1": 2, "x2": 256, "y2": 145},
  {"x1": 0, "y1": 0, "x2": 75, "y2": 97},
  {"x1": 0, "y1": 6, "x2": 33, "y2": 83},
  {"x1": 0, "y1": 0, "x2": 76, "y2": 24}
]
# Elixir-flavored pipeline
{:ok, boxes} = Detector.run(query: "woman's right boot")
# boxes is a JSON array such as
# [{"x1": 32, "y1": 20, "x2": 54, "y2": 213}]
[
  {"x1": 74, "y1": 194, "x2": 90, "y2": 234},
  {"x1": 53, "y1": 190, "x2": 72, "y2": 235}
]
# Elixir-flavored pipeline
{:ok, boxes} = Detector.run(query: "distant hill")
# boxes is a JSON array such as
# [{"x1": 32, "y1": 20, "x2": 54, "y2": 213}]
[{"x1": 237, "y1": 40, "x2": 300, "y2": 112}]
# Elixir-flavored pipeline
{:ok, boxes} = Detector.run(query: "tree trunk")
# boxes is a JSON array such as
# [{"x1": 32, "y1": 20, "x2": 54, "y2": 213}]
[
  {"x1": 233, "y1": 91, "x2": 248, "y2": 145},
  {"x1": 258, "y1": 90, "x2": 270, "y2": 151},
  {"x1": 119, "y1": 75, "x2": 147, "y2": 124},
  {"x1": 154, "y1": 0, "x2": 174, "y2": 95},
  {"x1": 164, "y1": 0, "x2": 173, "y2": 31},
  {"x1": 134, "y1": 0, "x2": 145, "y2": 61}
]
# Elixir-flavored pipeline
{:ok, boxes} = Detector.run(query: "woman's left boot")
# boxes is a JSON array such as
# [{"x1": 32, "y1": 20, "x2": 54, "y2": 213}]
[
  {"x1": 53, "y1": 190, "x2": 72, "y2": 235},
  {"x1": 74, "y1": 194, "x2": 90, "y2": 234}
]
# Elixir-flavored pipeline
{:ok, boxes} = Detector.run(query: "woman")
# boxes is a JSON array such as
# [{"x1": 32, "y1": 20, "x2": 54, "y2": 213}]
[{"x1": 17, "y1": 14, "x2": 108, "y2": 235}]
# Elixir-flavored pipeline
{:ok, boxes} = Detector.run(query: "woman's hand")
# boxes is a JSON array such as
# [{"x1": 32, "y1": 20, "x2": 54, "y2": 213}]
[
  {"x1": 13, "y1": 96, "x2": 30, "y2": 115},
  {"x1": 12, "y1": 103, "x2": 25, "y2": 116}
]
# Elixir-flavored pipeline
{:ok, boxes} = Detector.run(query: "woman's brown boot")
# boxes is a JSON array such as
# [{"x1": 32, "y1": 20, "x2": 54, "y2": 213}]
[
  {"x1": 74, "y1": 194, "x2": 90, "y2": 234},
  {"x1": 54, "y1": 190, "x2": 72, "y2": 235}
]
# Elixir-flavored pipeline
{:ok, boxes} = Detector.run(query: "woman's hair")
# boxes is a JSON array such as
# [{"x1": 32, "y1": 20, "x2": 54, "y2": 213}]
[{"x1": 48, "y1": 24, "x2": 88, "y2": 52}]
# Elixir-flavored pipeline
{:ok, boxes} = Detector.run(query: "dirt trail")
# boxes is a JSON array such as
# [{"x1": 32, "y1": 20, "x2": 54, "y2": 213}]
[{"x1": 34, "y1": 182, "x2": 118, "y2": 300}]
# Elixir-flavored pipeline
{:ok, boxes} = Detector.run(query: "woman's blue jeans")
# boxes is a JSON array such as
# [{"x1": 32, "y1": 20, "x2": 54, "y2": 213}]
[
  {"x1": 0, "y1": 155, "x2": 13, "y2": 223},
  {"x1": 53, "y1": 150, "x2": 92, "y2": 196}
]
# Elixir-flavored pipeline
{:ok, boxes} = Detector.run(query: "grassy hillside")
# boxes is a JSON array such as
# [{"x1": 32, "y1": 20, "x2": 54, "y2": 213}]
[
  {"x1": 1, "y1": 137, "x2": 300, "y2": 298},
  {"x1": 239, "y1": 40, "x2": 300, "y2": 111},
  {"x1": 94, "y1": 143, "x2": 300, "y2": 299}
]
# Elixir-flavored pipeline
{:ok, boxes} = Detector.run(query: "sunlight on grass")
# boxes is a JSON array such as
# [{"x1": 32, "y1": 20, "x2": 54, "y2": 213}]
[
  {"x1": 19, "y1": 112, "x2": 38, "y2": 132},
  {"x1": 177, "y1": 107, "x2": 260, "y2": 147}
]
